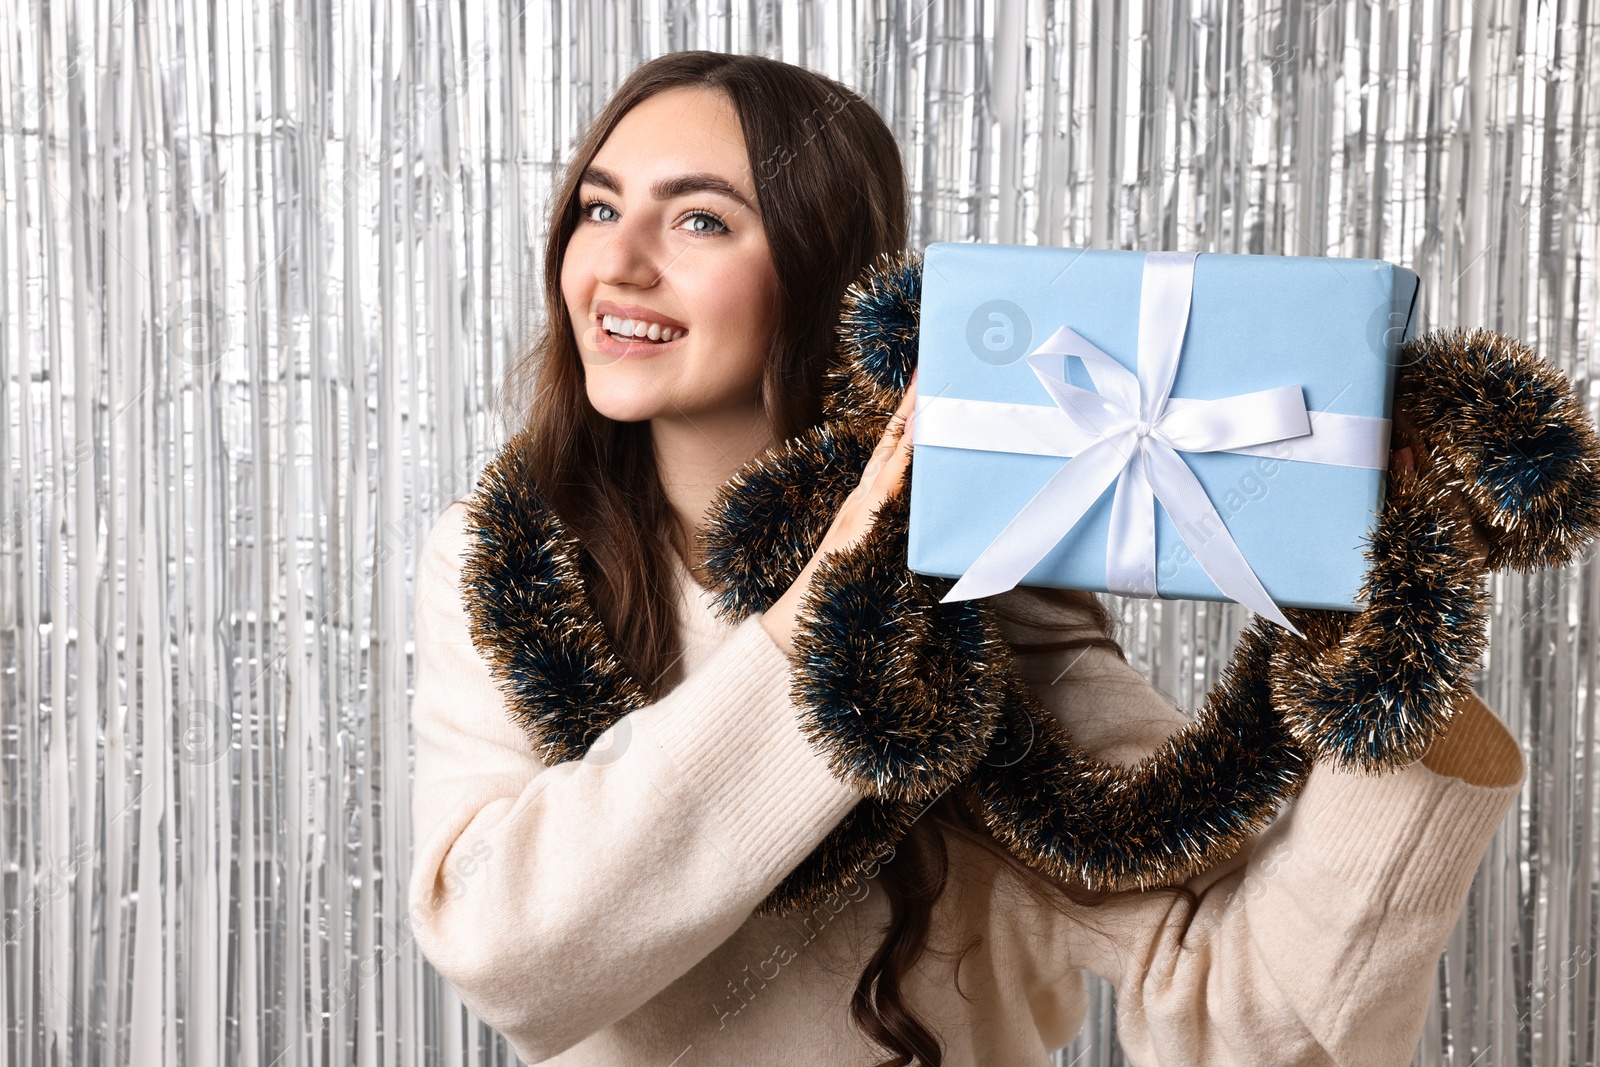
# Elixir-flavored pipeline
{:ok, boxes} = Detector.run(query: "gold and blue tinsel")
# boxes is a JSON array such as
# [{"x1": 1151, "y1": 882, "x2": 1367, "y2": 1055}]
[{"x1": 459, "y1": 252, "x2": 1600, "y2": 913}]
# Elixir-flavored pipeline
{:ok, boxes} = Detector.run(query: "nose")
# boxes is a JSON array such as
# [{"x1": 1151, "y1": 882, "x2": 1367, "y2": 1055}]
[{"x1": 590, "y1": 211, "x2": 666, "y2": 290}]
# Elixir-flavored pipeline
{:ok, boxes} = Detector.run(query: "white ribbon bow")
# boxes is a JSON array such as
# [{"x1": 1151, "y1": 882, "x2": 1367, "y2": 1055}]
[{"x1": 937, "y1": 251, "x2": 1326, "y2": 638}]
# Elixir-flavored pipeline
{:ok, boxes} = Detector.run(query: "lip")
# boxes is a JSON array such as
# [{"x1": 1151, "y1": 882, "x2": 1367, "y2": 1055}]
[
  {"x1": 588, "y1": 319, "x2": 688, "y2": 364},
  {"x1": 588, "y1": 321, "x2": 686, "y2": 361},
  {"x1": 593, "y1": 300, "x2": 688, "y2": 332},
  {"x1": 587, "y1": 301, "x2": 689, "y2": 362}
]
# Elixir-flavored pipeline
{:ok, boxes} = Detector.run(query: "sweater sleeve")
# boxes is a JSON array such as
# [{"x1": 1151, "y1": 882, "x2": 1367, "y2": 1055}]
[
  {"x1": 1017, "y1": 626, "x2": 1525, "y2": 1066},
  {"x1": 404, "y1": 500, "x2": 862, "y2": 1064}
]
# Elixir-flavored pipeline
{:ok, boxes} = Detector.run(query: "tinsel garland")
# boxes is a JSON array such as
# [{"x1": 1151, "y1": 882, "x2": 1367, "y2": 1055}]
[
  {"x1": 457, "y1": 252, "x2": 1600, "y2": 917},
  {"x1": 457, "y1": 438, "x2": 649, "y2": 766},
  {"x1": 456, "y1": 433, "x2": 929, "y2": 917}
]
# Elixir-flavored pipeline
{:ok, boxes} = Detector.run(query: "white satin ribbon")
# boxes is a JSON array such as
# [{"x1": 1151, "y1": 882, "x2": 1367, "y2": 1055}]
[
  {"x1": 912, "y1": 396, "x2": 1391, "y2": 468},
  {"x1": 928, "y1": 251, "x2": 1386, "y2": 637}
]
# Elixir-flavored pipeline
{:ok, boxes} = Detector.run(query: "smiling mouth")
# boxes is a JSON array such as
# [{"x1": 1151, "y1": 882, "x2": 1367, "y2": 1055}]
[{"x1": 597, "y1": 314, "x2": 688, "y2": 345}]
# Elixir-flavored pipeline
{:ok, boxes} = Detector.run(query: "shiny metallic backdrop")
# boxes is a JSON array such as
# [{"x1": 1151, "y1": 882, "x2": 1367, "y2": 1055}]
[{"x1": 0, "y1": 1, "x2": 1595, "y2": 1064}]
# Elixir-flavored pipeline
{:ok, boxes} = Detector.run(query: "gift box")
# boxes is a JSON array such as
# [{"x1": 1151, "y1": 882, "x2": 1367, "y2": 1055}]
[{"x1": 906, "y1": 244, "x2": 1422, "y2": 633}]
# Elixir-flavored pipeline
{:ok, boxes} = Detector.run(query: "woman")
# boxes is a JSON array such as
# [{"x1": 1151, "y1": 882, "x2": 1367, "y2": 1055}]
[{"x1": 406, "y1": 51, "x2": 1524, "y2": 1066}]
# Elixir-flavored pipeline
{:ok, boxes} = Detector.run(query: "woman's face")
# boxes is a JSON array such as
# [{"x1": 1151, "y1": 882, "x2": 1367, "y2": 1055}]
[{"x1": 561, "y1": 86, "x2": 780, "y2": 430}]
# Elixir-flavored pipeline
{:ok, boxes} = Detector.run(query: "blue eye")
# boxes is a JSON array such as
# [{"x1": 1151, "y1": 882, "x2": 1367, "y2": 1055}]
[
  {"x1": 682, "y1": 210, "x2": 729, "y2": 235},
  {"x1": 577, "y1": 200, "x2": 729, "y2": 234}
]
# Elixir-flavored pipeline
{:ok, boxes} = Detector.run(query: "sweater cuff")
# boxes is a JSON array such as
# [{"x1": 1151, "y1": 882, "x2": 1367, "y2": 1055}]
[
  {"x1": 1419, "y1": 690, "x2": 1523, "y2": 787},
  {"x1": 1287, "y1": 704, "x2": 1524, "y2": 914},
  {"x1": 634, "y1": 612, "x2": 864, "y2": 885}
]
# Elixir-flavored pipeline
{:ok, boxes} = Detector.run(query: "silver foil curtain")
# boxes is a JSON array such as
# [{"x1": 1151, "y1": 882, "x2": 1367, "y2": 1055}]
[{"x1": 0, "y1": 1, "x2": 1595, "y2": 1065}]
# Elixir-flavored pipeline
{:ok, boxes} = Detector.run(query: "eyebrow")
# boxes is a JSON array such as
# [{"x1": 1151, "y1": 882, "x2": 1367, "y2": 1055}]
[{"x1": 579, "y1": 166, "x2": 756, "y2": 213}]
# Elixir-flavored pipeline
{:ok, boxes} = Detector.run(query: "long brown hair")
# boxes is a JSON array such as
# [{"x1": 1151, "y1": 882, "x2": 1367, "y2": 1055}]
[{"x1": 498, "y1": 50, "x2": 1168, "y2": 1067}]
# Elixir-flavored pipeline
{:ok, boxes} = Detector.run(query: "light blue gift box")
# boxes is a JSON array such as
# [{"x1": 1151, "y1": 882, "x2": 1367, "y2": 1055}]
[{"x1": 905, "y1": 243, "x2": 1422, "y2": 613}]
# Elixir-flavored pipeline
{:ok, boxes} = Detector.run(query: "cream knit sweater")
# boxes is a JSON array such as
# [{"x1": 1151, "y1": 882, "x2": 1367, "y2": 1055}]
[{"x1": 407, "y1": 498, "x2": 1525, "y2": 1067}]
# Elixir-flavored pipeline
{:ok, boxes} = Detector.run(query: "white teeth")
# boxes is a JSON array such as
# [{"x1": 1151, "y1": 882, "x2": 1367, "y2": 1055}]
[{"x1": 600, "y1": 314, "x2": 685, "y2": 342}]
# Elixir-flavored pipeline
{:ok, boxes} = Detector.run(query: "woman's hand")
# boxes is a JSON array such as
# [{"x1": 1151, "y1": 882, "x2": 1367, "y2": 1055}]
[
  {"x1": 760, "y1": 372, "x2": 919, "y2": 658},
  {"x1": 1388, "y1": 399, "x2": 1493, "y2": 566}
]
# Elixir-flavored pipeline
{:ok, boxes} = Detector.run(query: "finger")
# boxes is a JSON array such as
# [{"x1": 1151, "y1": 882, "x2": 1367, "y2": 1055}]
[
  {"x1": 859, "y1": 379, "x2": 918, "y2": 483},
  {"x1": 873, "y1": 387, "x2": 918, "y2": 497},
  {"x1": 861, "y1": 424, "x2": 895, "y2": 482},
  {"x1": 885, "y1": 376, "x2": 918, "y2": 440},
  {"x1": 896, "y1": 371, "x2": 918, "y2": 419},
  {"x1": 877, "y1": 425, "x2": 915, "y2": 498},
  {"x1": 878, "y1": 382, "x2": 918, "y2": 447}
]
